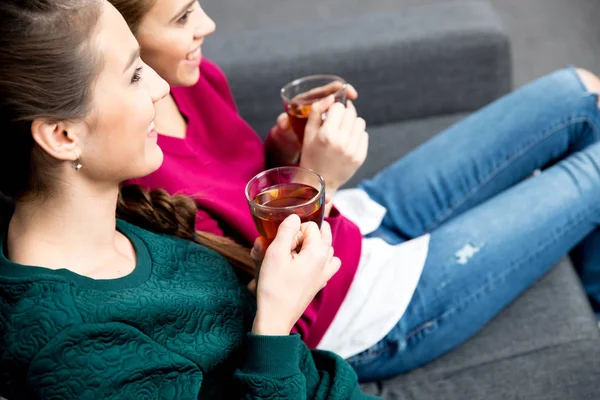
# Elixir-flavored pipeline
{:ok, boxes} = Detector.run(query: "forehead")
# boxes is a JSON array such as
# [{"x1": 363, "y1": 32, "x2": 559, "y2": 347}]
[
  {"x1": 94, "y1": 1, "x2": 139, "y2": 74},
  {"x1": 147, "y1": 0, "x2": 194, "y2": 20}
]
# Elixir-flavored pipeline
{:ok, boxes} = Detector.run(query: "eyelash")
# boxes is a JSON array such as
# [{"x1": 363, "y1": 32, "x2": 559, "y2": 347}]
[
  {"x1": 176, "y1": 7, "x2": 194, "y2": 25},
  {"x1": 131, "y1": 67, "x2": 143, "y2": 84}
]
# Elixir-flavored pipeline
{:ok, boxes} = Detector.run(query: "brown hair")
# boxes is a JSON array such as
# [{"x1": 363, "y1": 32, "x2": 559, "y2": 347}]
[
  {"x1": 0, "y1": 0, "x2": 255, "y2": 275},
  {"x1": 118, "y1": 186, "x2": 255, "y2": 275},
  {"x1": 108, "y1": 0, "x2": 155, "y2": 34}
]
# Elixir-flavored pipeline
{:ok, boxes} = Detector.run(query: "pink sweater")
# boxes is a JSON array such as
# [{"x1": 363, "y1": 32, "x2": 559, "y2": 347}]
[{"x1": 131, "y1": 60, "x2": 362, "y2": 348}]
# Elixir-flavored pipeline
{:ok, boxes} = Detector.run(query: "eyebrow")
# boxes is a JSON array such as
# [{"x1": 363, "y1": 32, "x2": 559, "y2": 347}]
[
  {"x1": 171, "y1": 0, "x2": 197, "y2": 23},
  {"x1": 124, "y1": 48, "x2": 141, "y2": 73}
]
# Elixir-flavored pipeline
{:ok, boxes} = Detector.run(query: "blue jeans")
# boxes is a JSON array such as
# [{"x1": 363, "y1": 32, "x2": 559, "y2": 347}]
[{"x1": 347, "y1": 67, "x2": 600, "y2": 382}]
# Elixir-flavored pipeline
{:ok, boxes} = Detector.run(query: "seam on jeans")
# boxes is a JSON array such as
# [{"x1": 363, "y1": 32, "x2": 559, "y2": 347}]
[
  {"x1": 404, "y1": 201, "x2": 600, "y2": 346},
  {"x1": 423, "y1": 114, "x2": 600, "y2": 233}
]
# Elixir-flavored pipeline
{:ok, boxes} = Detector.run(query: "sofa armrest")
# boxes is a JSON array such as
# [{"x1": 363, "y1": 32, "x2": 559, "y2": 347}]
[{"x1": 205, "y1": 1, "x2": 512, "y2": 139}]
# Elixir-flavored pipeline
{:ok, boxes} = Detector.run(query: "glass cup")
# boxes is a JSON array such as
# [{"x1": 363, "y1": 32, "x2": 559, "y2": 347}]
[
  {"x1": 245, "y1": 166, "x2": 326, "y2": 244},
  {"x1": 280, "y1": 74, "x2": 348, "y2": 143}
]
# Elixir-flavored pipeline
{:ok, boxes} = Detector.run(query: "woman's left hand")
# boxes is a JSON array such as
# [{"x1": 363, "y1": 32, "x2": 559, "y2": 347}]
[
  {"x1": 247, "y1": 237, "x2": 267, "y2": 296},
  {"x1": 266, "y1": 85, "x2": 359, "y2": 165}
]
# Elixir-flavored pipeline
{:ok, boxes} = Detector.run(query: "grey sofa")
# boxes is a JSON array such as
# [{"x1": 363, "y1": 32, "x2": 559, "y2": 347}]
[{"x1": 204, "y1": 2, "x2": 600, "y2": 399}]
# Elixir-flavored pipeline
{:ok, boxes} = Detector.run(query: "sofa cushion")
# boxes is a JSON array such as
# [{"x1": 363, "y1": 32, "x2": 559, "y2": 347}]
[
  {"x1": 205, "y1": 2, "x2": 511, "y2": 137},
  {"x1": 345, "y1": 114, "x2": 467, "y2": 188}
]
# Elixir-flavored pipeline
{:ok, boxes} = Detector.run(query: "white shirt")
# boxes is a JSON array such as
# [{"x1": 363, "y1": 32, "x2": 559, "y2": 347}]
[{"x1": 316, "y1": 188, "x2": 430, "y2": 359}]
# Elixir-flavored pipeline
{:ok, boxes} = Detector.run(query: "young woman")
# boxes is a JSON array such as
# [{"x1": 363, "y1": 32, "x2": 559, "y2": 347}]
[
  {"x1": 112, "y1": 0, "x2": 600, "y2": 382},
  {"x1": 0, "y1": 1, "x2": 377, "y2": 398}
]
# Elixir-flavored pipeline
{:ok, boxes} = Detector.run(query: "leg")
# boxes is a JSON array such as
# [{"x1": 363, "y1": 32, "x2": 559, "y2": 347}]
[
  {"x1": 570, "y1": 233, "x2": 600, "y2": 316},
  {"x1": 360, "y1": 67, "x2": 600, "y2": 240},
  {"x1": 349, "y1": 140, "x2": 600, "y2": 381},
  {"x1": 569, "y1": 70, "x2": 600, "y2": 315}
]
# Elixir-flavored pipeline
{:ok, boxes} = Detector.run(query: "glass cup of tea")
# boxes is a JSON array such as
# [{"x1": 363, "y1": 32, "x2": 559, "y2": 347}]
[
  {"x1": 245, "y1": 166, "x2": 326, "y2": 244},
  {"x1": 280, "y1": 74, "x2": 348, "y2": 143}
]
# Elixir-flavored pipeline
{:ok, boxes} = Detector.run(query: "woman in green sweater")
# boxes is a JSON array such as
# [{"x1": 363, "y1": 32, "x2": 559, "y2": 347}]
[{"x1": 0, "y1": 1, "x2": 377, "y2": 399}]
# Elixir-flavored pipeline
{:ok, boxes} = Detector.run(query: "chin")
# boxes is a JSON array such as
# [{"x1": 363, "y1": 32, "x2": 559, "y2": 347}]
[
  {"x1": 132, "y1": 146, "x2": 164, "y2": 179},
  {"x1": 178, "y1": 67, "x2": 201, "y2": 87}
]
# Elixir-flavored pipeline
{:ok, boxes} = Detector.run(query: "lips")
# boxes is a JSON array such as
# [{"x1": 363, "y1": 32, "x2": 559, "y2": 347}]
[
  {"x1": 182, "y1": 44, "x2": 203, "y2": 68},
  {"x1": 147, "y1": 121, "x2": 158, "y2": 138},
  {"x1": 186, "y1": 46, "x2": 201, "y2": 61}
]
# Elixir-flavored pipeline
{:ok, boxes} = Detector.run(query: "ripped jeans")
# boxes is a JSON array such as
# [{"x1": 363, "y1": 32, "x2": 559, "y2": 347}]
[{"x1": 348, "y1": 67, "x2": 600, "y2": 382}]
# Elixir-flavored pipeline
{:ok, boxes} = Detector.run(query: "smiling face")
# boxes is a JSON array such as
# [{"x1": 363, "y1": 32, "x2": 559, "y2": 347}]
[
  {"x1": 79, "y1": 1, "x2": 170, "y2": 183},
  {"x1": 135, "y1": 0, "x2": 216, "y2": 87}
]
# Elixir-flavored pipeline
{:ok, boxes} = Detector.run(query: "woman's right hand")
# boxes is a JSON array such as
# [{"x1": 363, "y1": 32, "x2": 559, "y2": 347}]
[
  {"x1": 299, "y1": 95, "x2": 369, "y2": 200},
  {"x1": 251, "y1": 215, "x2": 341, "y2": 336}
]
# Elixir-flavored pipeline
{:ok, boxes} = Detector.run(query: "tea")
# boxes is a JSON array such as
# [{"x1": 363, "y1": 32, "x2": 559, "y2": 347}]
[
  {"x1": 282, "y1": 78, "x2": 347, "y2": 142},
  {"x1": 286, "y1": 103, "x2": 312, "y2": 142},
  {"x1": 252, "y1": 182, "x2": 324, "y2": 243}
]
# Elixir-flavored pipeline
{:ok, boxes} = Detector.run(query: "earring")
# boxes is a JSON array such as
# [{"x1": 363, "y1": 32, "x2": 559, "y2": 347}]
[{"x1": 72, "y1": 151, "x2": 82, "y2": 171}]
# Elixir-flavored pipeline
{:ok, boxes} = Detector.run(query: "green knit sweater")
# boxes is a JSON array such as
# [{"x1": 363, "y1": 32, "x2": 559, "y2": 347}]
[{"x1": 0, "y1": 220, "x2": 379, "y2": 400}]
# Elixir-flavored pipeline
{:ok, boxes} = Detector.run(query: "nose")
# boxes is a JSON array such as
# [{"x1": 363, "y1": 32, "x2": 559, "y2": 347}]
[
  {"x1": 147, "y1": 65, "x2": 170, "y2": 103},
  {"x1": 194, "y1": 5, "x2": 216, "y2": 39}
]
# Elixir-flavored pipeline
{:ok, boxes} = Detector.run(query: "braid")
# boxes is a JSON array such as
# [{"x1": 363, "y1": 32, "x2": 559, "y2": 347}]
[{"x1": 117, "y1": 185, "x2": 255, "y2": 275}]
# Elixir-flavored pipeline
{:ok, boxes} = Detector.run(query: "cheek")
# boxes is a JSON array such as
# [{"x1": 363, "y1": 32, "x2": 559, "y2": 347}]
[
  {"x1": 94, "y1": 93, "x2": 152, "y2": 149},
  {"x1": 143, "y1": 33, "x2": 190, "y2": 83}
]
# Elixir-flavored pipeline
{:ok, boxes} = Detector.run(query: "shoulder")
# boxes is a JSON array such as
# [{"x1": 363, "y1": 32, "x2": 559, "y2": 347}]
[
  {"x1": 0, "y1": 277, "x2": 81, "y2": 381},
  {"x1": 117, "y1": 219, "x2": 234, "y2": 274}
]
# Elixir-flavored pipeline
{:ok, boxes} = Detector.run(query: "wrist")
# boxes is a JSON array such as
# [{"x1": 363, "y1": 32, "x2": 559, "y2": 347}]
[{"x1": 252, "y1": 311, "x2": 294, "y2": 336}]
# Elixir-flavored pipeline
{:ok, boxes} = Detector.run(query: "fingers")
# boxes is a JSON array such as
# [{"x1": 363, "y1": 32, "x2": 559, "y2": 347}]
[
  {"x1": 298, "y1": 221, "x2": 323, "y2": 251},
  {"x1": 324, "y1": 256, "x2": 342, "y2": 282},
  {"x1": 272, "y1": 113, "x2": 296, "y2": 143},
  {"x1": 297, "y1": 221, "x2": 337, "y2": 288},
  {"x1": 290, "y1": 231, "x2": 304, "y2": 252},
  {"x1": 304, "y1": 95, "x2": 335, "y2": 143},
  {"x1": 320, "y1": 221, "x2": 332, "y2": 247},
  {"x1": 354, "y1": 130, "x2": 369, "y2": 166},
  {"x1": 296, "y1": 81, "x2": 357, "y2": 102},
  {"x1": 346, "y1": 84, "x2": 359, "y2": 100},
  {"x1": 251, "y1": 237, "x2": 267, "y2": 261},
  {"x1": 321, "y1": 102, "x2": 346, "y2": 132},
  {"x1": 347, "y1": 115, "x2": 367, "y2": 157},
  {"x1": 339, "y1": 100, "x2": 358, "y2": 146},
  {"x1": 295, "y1": 81, "x2": 346, "y2": 102},
  {"x1": 247, "y1": 278, "x2": 257, "y2": 296},
  {"x1": 271, "y1": 214, "x2": 302, "y2": 250},
  {"x1": 276, "y1": 113, "x2": 291, "y2": 132}
]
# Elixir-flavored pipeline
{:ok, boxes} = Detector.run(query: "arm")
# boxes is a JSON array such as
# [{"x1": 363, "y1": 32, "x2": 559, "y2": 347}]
[
  {"x1": 235, "y1": 334, "x2": 376, "y2": 400},
  {"x1": 27, "y1": 323, "x2": 203, "y2": 400},
  {"x1": 26, "y1": 323, "x2": 372, "y2": 400}
]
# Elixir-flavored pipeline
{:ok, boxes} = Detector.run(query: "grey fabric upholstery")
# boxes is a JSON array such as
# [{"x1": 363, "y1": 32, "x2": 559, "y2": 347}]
[
  {"x1": 344, "y1": 114, "x2": 468, "y2": 188},
  {"x1": 204, "y1": 2, "x2": 511, "y2": 138},
  {"x1": 360, "y1": 260, "x2": 600, "y2": 399},
  {"x1": 203, "y1": 0, "x2": 600, "y2": 91},
  {"x1": 202, "y1": 1, "x2": 600, "y2": 398}
]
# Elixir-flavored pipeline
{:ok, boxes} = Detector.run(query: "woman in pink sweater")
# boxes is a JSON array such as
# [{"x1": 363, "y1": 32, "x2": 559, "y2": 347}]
[{"x1": 114, "y1": 0, "x2": 600, "y2": 381}]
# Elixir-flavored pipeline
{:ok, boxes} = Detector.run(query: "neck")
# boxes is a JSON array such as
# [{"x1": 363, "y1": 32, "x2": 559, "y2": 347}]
[{"x1": 7, "y1": 181, "x2": 128, "y2": 275}]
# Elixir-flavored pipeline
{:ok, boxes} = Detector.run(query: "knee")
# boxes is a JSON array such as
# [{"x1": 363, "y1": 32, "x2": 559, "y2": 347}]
[{"x1": 575, "y1": 68, "x2": 600, "y2": 97}]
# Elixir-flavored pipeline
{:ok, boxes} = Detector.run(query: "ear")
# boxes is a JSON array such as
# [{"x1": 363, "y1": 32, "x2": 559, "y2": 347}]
[{"x1": 31, "y1": 120, "x2": 83, "y2": 162}]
